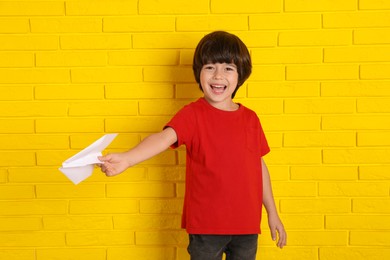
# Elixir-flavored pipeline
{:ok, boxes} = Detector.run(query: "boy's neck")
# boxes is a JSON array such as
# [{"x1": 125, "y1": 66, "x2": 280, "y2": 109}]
[{"x1": 203, "y1": 97, "x2": 239, "y2": 111}]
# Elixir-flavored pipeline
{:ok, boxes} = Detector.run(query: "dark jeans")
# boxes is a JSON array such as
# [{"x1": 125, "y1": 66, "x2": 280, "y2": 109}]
[{"x1": 187, "y1": 234, "x2": 258, "y2": 260}]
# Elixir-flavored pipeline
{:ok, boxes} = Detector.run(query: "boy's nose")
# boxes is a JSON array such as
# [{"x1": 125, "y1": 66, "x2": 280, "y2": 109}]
[{"x1": 213, "y1": 68, "x2": 223, "y2": 79}]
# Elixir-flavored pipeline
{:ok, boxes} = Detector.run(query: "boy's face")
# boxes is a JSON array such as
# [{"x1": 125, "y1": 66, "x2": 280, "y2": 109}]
[{"x1": 200, "y1": 62, "x2": 239, "y2": 110}]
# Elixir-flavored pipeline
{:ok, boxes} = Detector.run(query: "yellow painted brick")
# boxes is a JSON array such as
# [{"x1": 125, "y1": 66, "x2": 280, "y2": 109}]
[
  {"x1": 285, "y1": 0, "x2": 356, "y2": 11},
  {"x1": 321, "y1": 81, "x2": 390, "y2": 97},
  {"x1": 0, "y1": 1, "x2": 64, "y2": 15},
  {"x1": 262, "y1": 115, "x2": 321, "y2": 131},
  {"x1": 324, "y1": 12, "x2": 390, "y2": 28},
  {"x1": 35, "y1": 118, "x2": 104, "y2": 133},
  {"x1": 136, "y1": 230, "x2": 187, "y2": 246},
  {"x1": 69, "y1": 101, "x2": 138, "y2": 116},
  {"x1": 0, "y1": 169, "x2": 6, "y2": 183},
  {"x1": 360, "y1": 0, "x2": 390, "y2": 9},
  {"x1": 140, "y1": 0, "x2": 208, "y2": 14},
  {"x1": 211, "y1": 0, "x2": 280, "y2": 13},
  {"x1": 248, "y1": 82, "x2": 320, "y2": 98},
  {"x1": 319, "y1": 182, "x2": 389, "y2": 197},
  {"x1": 0, "y1": 68, "x2": 70, "y2": 84},
  {"x1": 285, "y1": 98, "x2": 355, "y2": 114},
  {"x1": 148, "y1": 166, "x2": 186, "y2": 182},
  {"x1": 0, "y1": 217, "x2": 41, "y2": 231},
  {"x1": 279, "y1": 30, "x2": 351, "y2": 46},
  {"x1": 66, "y1": 0, "x2": 138, "y2": 15},
  {"x1": 267, "y1": 165, "x2": 290, "y2": 181},
  {"x1": 291, "y1": 166, "x2": 358, "y2": 180},
  {"x1": 36, "y1": 184, "x2": 105, "y2": 198},
  {"x1": 36, "y1": 51, "x2": 107, "y2": 67},
  {"x1": 273, "y1": 182, "x2": 317, "y2": 197},
  {"x1": 105, "y1": 116, "x2": 171, "y2": 133},
  {"x1": 133, "y1": 33, "x2": 203, "y2": 49},
  {"x1": 355, "y1": 28, "x2": 390, "y2": 44},
  {"x1": 258, "y1": 248, "x2": 319, "y2": 260},
  {"x1": 60, "y1": 34, "x2": 132, "y2": 50},
  {"x1": 71, "y1": 133, "x2": 139, "y2": 149},
  {"x1": 107, "y1": 183, "x2": 176, "y2": 198},
  {"x1": 109, "y1": 50, "x2": 179, "y2": 66},
  {"x1": 71, "y1": 67, "x2": 143, "y2": 83},
  {"x1": 0, "y1": 185, "x2": 35, "y2": 199},
  {"x1": 0, "y1": 35, "x2": 58, "y2": 50},
  {"x1": 44, "y1": 216, "x2": 113, "y2": 230},
  {"x1": 114, "y1": 215, "x2": 181, "y2": 229},
  {"x1": 35, "y1": 84, "x2": 104, "y2": 100},
  {"x1": 66, "y1": 231, "x2": 135, "y2": 246},
  {"x1": 240, "y1": 99, "x2": 283, "y2": 115},
  {"x1": 359, "y1": 165, "x2": 390, "y2": 180},
  {"x1": 104, "y1": 16, "x2": 175, "y2": 32},
  {"x1": 108, "y1": 247, "x2": 176, "y2": 260},
  {"x1": 8, "y1": 167, "x2": 71, "y2": 183},
  {"x1": 0, "y1": 101, "x2": 68, "y2": 117},
  {"x1": 0, "y1": 119, "x2": 34, "y2": 133},
  {"x1": 0, "y1": 250, "x2": 35, "y2": 260},
  {"x1": 325, "y1": 46, "x2": 390, "y2": 62},
  {"x1": 0, "y1": 134, "x2": 69, "y2": 150},
  {"x1": 323, "y1": 115, "x2": 390, "y2": 130},
  {"x1": 250, "y1": 65, "x2": 285, "y2": 81},
  {"x1": 179, "y1": 50, "x2": 194, "y2": 65},
  {"x1": 358, "y1": 131, "x2": 390, "y2": 146},
  {"x1": 140, "y1": 150, "x2": 177, "y2": 165},
  {"x1": 0, "y1": 52, "x2": 33, "y2": 67},
  {"x1": 0, "y1": 200, "x2": 67, "y2": 215},
  {"x1": 31, "y1": 17, "x2": 102, "y2": 33},
  {"x1": 140, "y1": 199, "x2": 183, "y2": 214},
  {"x1": 287, "y1": 231, "x2": 348, "y2": 246},
  {"x1": 320, "y1": 247, "x2": 390, "y2": 260},
  {"x1": 262, "y1": 132, "x2": 283, "y2": 148},
  {"x1": 1, "y1": 86, "x2": 32, "y2": 100},
  {"x1": 361, "y1": 64, "x2": 390, "y2": 79},
  {"x1": 281, "y1": 198, "x2": 351, "y2": 213},
  {"x1": 70, "y1": 199, "x2": 139, "y2": 214},
  {"x1": 350, "y1": 231, "x2": 390, "y2": 246},
  {"x1": 323, "y1": 148, "x2": 390, "y2": 164},
  {"x1": 0, "y1": 151, "x2": 35, "y2": 166},
  {"x1": 144, "y1": 66, "x2": 193, "y2": 83},
  {"x1": 237, "y1": 31, "x2": 278, "y2": 48},
  {"x1": 87, "y1": 167, "x2": 147, "y2": 183},
  {"x1": 285, "y1": 132, "x2": 356, "y2": 147},
  {"x1": 176, "y1": 83, "x2": 206, "y2": 99},
  {"x1": 38, "y1": 248, "x2": 106, "y2": 260},
  {"x1": 0, "y1": 18, "x2": 29, "y2": 33},
  {"x1": 250, "y1": 13, "x2": 321, "y2": 30},
  {"x1": 176, "y1": 15, "x2": 248, "y2": 31},
  {"x1": 252, "y1": 48, "x2": 322, "y2": 64},
  {"x1": 353, "y1": 198, "x2": 390, "y2": 213},
  {"x1": 326, "y1": 215, "x2": 390, "y2": 230},
  {"x1": 266, "y1": 148, "x2": 321, "y2": 165},
  {"x1": 280, "y1": 215, "x2": 324, "y2": 230},
  {"x1": 0, "y1": 232, "x2": 65, "y2": 247},
  {"x1": 286, "y1": 64, "x2": 358, "y2": 80},
  {"x1": 106, "y1": 83, "x2": 174, "y2": 99},
  {"x1": 139, "y1": 100, "x2": 189, "y2": 116}
]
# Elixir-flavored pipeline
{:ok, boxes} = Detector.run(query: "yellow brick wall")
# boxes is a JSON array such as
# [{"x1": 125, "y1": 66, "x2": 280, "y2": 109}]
[{"x1": 1, "y1": 0, "x2": 389, "y2": 259}]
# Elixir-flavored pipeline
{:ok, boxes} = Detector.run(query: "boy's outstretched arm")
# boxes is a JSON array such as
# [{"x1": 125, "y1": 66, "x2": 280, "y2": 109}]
[
  {"x1": 261, "y1": 158, "x2": 287, "y2": 248},
  {"x1": 99, "y1": 127, "x2": 177, "y2": 177}
]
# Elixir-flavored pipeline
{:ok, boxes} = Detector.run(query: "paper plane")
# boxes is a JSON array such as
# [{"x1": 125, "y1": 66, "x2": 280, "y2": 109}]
[{"x1": 59, "y1": 133, "x2": 118, "y2": 184}]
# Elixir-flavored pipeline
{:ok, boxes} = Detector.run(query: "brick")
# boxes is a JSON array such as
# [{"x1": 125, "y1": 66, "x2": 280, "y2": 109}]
[
  {"x1": 211, "y1": 0, "x2": 280, "y2": 13},
  {"x1": 105, "y1": 116, "x2": 171, "y2": 133},
  {"x1": 0, "y1": 200, "x2": 67, "y2": 215},
  {"x1": 0, "y1": 35, "x2": 58, "y2": 50},
  {"x1": 139, "y1": 100, "x2": 191, "y2": 116},
  {"x1": 323, "y1": 12, "x2": 390, "y2": 28},
  {"x1": 266, "y1": 148, "x2": 321, "y2": 165},
  {"x1": 70, "y1": 199, "x2": 139, "y2": 214},
  {"x1": 66, "y1": 0, "x2": 138, "y2": 15},
  {"x1": 106, "y1": 83, "x2": 174, "y2": 99},
  {"x1": 281, "y1": 215, "x2": 324, "y2": 229},
  {"x1": 350, "y1": 231, "x2": 390, "y2": 246},
  {"x1": 323, "y1": 148, "x2": 390, "y2": 164},
  {"x1": 353, "y1": 198, "x2": 390, "y2": 213},
  {"x1": 0, "y1": 119, "x2": 34, "y2": 133},
  {"x1": 35, "y1": 84, "x2": 104, "y2": 100},
  {"x1": 360, "y1": 0, "x2": 390, "y2": 9},
  {"x1": 0, "y1": 52, "x2": 33, "y2": 67},
  {"x1": 133, "y1": 33, "x2": 203, "y2": 49},
  {"x1": 43, "y1": 216, "x2": 113, "y2": 230},
  {"x1": 326, "y1": 215, "x2": 390, "y2": 230},
  {"x1": 107, "y1": 183, "x2": 176, "y2": 198},
  {"x1": 71, "y1": 67, "x2": 143, "y2": 83},
  {"x1": 175, "y1": 83, "x2": 205, "y2": 99},
  {"x1": 250, "y1": 65, "x2": 285, "y2": 81},
  {"x1": 0, "y1": 134, "x2": 69, "y2": 150},
  {"x1": 31, "y1": 17, "x2": 102, "y2": 33},
  {"x1": 108, "y1": 247, "x2": 176, "y2": 260},
  {"x1": 0, "y1": 69, "x2": 70, "y2": 84},
  {"x1": 319, "y1": 182, "x2": 389, "y2": 197},
  {"x1": 321, "y1": 81, "x2": 390, "y2": 97},
  {"x1": 250, "y1": 13, "x2": 321, "y2": 30},
  {"x1": 355, "y1": 28, "x2": 390, "y2": 44},
  {"x1": 320, "y1": 247, "x2": 390, "y2": 260},
  {"x1": 266, "y1": 165, "x2": 290, "y2": 181},
  {"x1": 291, "y1": 166, "x2": 358, "y2": 180},
  {"x1": 257, "y1": 247, "x2": 318, "y2": 260},
  {"x1": 114, "y1": 215, "x2": 181, "y2": 229},
  {"x1": 1, "y1": 86, "x2": 32, "y2": 101},
  {"x1": 358, "y1": 131, "x2": 390, "y2": 147},
  {"x1": 360, "y1": 165, "x2": 390, "y2": 180},
  {"x1": 0, "y1": 169, "x2": 6, "y2": 183},
  {"x1": 236, "y1": 31, "x2": 278, "y2": 48},
  {"x1": 139, "y1": 150, "x2": 176, "y2": 165},
  {"x1": 287, "y1": 231, "x2": 348, "y2": 246},
  {"x1": 144, "y1": 66, "x2": 193, "y2": 83},
  {"x1": 252, "y1": 48, "x2": 322, "y2": 64},
  {"x1": 60, "y1": 34, "x2": 132, "y2": 50},
  {"x1": 36, "y1": 184, "x2": 105, "y2": 198},
  {"x1": 0, "y1": 101, "x2": 68, "y2": 117},
  {"x1": 8, "y1": 167, "x2": 72, "y2": 183},
  {"x1": 0, "y1": 18, "x2": 29, "y2": 33},
  {"x1": 248, "y1": 82, "x2": 320, "y2": 98},
  {"x1": 148, "y1": 166, "x2": 186, "y2": 182},
  {"x1": 0, "y1": 250, "x2": 35, "y2": 260},
  {"x1": 104, "y1": 16, "x2": 175, "y2": 32},
  {"x1": 140, "y1": 199, "x2": 183, "y2": 214},
  {"x1": 37, "y1": 248, "x2": 106, "y2": 260},
  {"x1": 108, "y1": 50, "x2": 179, "y2": 66},
  {"x1": 286, "y1": 65, "x2": 358, "y2": 80},
  {"x1": 361, "y1": 64, "x2": 390, "y2": 79},
  {"x1": 0, "y1": 1, "x2": 64, "y2": 16},
  {"x1": 176, "y1": 15, "x2": 248, "y2": 31},
  {"x1": 36, "y1": 118, "x2": 104, "y2": 133},
  {"x1": 0, "y1": 151, "x2": 35, "y2": 166},
  {"x1": 325, "y1": 46, "x2": 390, "y2": 62},
  {"x1": 179, "y1": 50, "x2": 194, "y2": 65},
  {"x1": 0, "y1": 232, "x2": 65, "y2": 247},
  {"x1": 67, "y1": 231, "x2": 135, "y2": 246},
  {"x1": 285, "y1": 132, "x2": 355, "y2": 147},
  {"x1": 322, "y1": 115, "x2": 390, "y2": 130},
  {"x1": 273, "y1": 182, "x2": 317, "y2": 197},
  {"x1": 136, "y1": 231, "x2": 187, "y2": 246},
  {"x1": 285, "y1": 0, "x2": 356, "y2": 11},
  {"x1": 285, "y1": 98, "x2": 355, "y2": 114},
  {"x1": 36, "y1": 51, "x2": 107, "y2": 67},
  {"x1": 262, "y1": 115, "x2": 321, "y2": 131},
  {"x1": 240, "y1": 99, "x2": 283, "y2": 115},
  {"x1": 0, "y1": 217, "x2": 41, "y2": 231},
  {"x1": 69, "y1": 101, "x2": 138, "y2": 116},
  {"x1": 140, "y1": 0, "x2": 209, "y2": 14},
  {"x1": 279, "y1": 30, "x2": 351, "y2": 46},
  {"x1": 280, "y1": 198, "x2": 351, "y2": 213},
  {"x1": 0, "y1": 185, "x2": 35, "y2": 199}
]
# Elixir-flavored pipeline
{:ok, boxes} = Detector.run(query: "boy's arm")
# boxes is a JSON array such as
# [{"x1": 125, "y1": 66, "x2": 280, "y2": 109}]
[
  {"x1": 99, "y1": 127, "x2": 177, "y2": 176},
  {"x1": 262, "y1": 157, "x2": 287, "y2": 248}
]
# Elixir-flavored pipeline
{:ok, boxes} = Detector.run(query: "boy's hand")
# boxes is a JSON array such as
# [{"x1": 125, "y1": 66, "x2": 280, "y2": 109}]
[
  {"x1": 98, "y1": 153, "x2": 131, "y2": 177},
  {"x1": 268, "y1": 214, "x2": 287, "y2": 248}
]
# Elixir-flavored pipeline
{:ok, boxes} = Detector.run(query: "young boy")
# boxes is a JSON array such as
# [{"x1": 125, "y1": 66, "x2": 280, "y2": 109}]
[{"x1": 99, "y1": 31, "x2": 286, "y2": 260}]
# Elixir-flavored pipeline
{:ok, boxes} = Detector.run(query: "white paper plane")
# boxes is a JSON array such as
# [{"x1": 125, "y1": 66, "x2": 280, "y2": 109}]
[{"x1": 59, "y1": 133, "x2": 118, "y2": 185}]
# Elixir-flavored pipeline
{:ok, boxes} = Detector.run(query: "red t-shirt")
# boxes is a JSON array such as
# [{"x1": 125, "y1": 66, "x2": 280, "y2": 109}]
[{"x1": 165, "y1": 98, "x2": 270, "y2": 234}]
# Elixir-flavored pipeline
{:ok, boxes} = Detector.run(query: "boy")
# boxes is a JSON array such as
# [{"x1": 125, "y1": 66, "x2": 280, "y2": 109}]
[{"x1": 99, "y1": 31, "x2": 286, "y2": 260}]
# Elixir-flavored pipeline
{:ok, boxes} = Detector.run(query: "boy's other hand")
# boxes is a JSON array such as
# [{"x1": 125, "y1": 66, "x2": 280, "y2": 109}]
[{"x1": 268, "y1": 214, "x2": 287, "y2": 249}]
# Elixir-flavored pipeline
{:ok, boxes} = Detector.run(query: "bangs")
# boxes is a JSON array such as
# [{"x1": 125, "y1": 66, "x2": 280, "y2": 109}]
[{"x1": 199, "y1": 40, "x2": 241, "y2": 66}]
